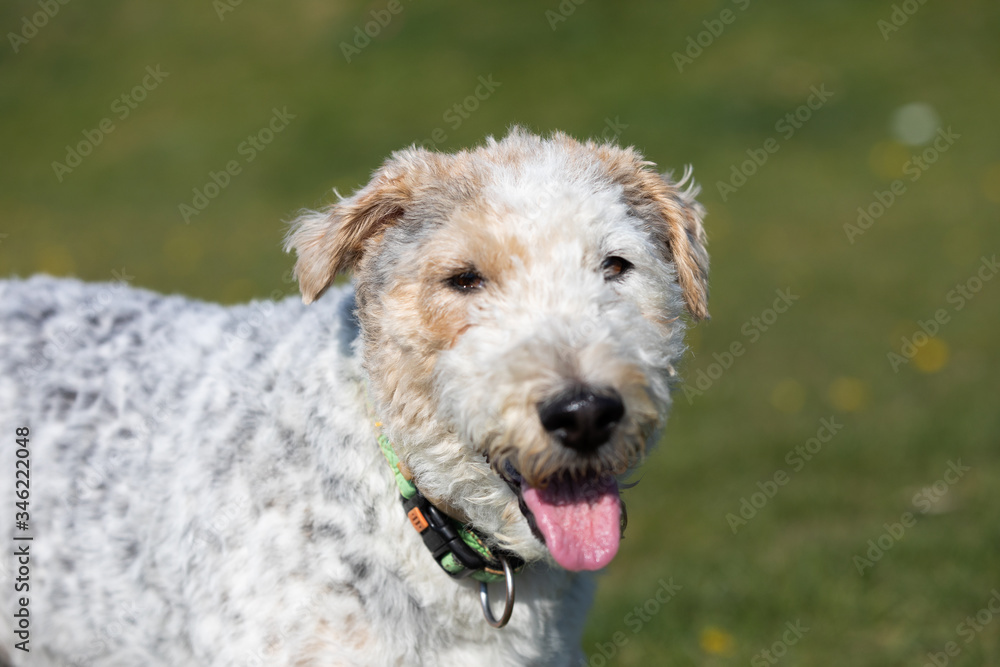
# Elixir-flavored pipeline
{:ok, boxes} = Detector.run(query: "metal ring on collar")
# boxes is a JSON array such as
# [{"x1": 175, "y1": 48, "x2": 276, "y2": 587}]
[{"x1": 479, "y1": 555, "x2": 515, "y2": 628}]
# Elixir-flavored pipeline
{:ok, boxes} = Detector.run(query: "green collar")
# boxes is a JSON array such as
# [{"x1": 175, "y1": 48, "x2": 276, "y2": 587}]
[{"x1": 375, "y1": 428, "x2": 522, "y2": 584}]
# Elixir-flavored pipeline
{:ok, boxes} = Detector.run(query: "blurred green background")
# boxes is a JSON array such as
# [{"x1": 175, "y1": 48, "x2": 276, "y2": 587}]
[{"x1": 2, "y1": 0, "x2": 999, "y2": 664}]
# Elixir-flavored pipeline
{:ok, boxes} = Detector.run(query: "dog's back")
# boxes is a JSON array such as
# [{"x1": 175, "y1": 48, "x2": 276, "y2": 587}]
[
  {"x1": 0, "y1": 277, "x2": 383, "y2": 666},
  {"x1": 1, "y1": 277, "x2": 248, "y2": 664}
]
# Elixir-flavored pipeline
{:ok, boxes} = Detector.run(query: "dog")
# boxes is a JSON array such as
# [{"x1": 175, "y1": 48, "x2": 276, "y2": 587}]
[{"x1": 0, "y1": 127, "x2": 708, "y2": 666}]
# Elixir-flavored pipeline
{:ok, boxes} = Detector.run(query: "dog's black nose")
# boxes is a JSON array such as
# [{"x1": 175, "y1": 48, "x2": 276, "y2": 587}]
[{"x1": 537, "y1": 388, "x2": 624, "y2": 453}]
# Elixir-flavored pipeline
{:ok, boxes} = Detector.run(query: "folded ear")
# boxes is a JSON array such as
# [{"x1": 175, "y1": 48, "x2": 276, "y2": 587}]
[
  {"x1": 647, "y1": 166, "x2": 710, "y2": 321},
  {"x1": 603, "y1": 153, "x2": 710, "y2": 321},
  {"x1": 284, "y1": 149, "x2": 427, "y2": 303}
]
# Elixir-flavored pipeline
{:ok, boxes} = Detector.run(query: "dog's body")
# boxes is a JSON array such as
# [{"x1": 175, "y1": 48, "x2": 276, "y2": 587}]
[
  {"x1": 0, "y1": 129, "x2": 708, "y2": 666},
  {"x1": 0, "y1": 278, "x2": 589, "y2": 666}
]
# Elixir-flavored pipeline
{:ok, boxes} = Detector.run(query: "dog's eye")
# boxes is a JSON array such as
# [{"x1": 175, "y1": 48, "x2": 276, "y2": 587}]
[
  {"x1": 448, "y1": 271, "x2": 485, "y2": 291},
  {"x1": 601, "y1": 256, "x2": 633, "y2": 280}
]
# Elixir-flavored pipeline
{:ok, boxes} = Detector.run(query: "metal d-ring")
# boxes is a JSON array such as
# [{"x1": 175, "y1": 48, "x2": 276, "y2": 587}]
[{"x1": 479, "y1": 555, "x2": 515, "y2": 628}]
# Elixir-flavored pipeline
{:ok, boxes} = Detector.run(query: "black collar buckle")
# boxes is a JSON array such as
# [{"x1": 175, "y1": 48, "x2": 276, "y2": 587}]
[{"x1": 400, "y1": 487, "x2": 523, "y2": 579}]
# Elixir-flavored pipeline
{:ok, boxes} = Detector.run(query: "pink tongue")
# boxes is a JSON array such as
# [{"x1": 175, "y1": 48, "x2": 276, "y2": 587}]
[{"x1": 522, "y1": 477, "x2": 621, "y2": 571}]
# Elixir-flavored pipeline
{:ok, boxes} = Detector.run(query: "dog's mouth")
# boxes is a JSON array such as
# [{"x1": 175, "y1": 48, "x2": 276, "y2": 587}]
[{"x1": 501, "y1": 462, "x2": 626, "y2": 571}]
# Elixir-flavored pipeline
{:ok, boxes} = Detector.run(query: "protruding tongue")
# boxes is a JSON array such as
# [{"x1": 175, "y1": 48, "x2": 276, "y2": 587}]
[{"x1": 522, "y1": 476, "x2": 621, "y2": 571}]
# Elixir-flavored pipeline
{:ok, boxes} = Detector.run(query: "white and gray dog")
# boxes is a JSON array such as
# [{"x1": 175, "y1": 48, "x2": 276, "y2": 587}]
[{"x1": 0, "y1": 128, "x2": 708, "y2": 666}]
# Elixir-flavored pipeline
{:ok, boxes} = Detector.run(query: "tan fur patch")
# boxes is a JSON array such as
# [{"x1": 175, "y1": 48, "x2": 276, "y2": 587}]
[
  {"x1": 286, "y1": 149, "x2": 452, "y2": 303},
  {"x1": 288, "y1": 129, "x2": 707, "y2": 316},
  {"x1": 293, "y1": 616, "x2": 372, "y2": 667},
  {"x1": 407, "y1": 206, "x2": 529, "y2": 350},
  {"x1": 286, "y1": 129, "x2": 707, "y2": 554},
  {"x1": 590, "y1": 144, "x2": 710, "y2": 320}
]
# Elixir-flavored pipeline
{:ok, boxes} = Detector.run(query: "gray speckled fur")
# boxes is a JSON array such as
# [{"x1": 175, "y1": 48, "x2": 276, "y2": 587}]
[
  {"x1": 0, "y1": 130, "x2": 710, "y2": 667},
  {"x1": 0, "y1": 276, "x2": 590, "y2": 666}
]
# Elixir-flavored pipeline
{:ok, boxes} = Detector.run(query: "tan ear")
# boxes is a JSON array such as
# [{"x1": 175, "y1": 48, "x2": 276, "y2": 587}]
[
  {"x1": 644, "y1": 166, "x2": 710, "y2": 321},
  {"x1": 284, "y1": 152, "x2": 422, "y2": 304},
  {"x1": 601, "y1": 151, "x2": 710, "y2": 321}
]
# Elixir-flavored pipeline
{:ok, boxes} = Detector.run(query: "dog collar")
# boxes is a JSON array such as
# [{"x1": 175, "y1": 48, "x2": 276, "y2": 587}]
[{"x1": 374, "y1": 424, "x2": 523, "y2": 627}]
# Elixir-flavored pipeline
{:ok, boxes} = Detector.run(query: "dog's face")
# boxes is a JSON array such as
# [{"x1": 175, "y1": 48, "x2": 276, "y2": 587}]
[{"x1": 287, "y1": 129, "x2": 708, "y2": 571}]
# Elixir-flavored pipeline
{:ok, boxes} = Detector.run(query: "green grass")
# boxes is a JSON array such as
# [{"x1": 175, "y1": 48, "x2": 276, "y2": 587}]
[{"x1": 2, "y1": 1, "x2": 999, "y2": 664}]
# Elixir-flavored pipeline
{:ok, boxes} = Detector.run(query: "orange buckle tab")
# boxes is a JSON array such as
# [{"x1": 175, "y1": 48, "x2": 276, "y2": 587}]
[{"x1": 407, "y1": 507, "x2": 429, "y2": 533}]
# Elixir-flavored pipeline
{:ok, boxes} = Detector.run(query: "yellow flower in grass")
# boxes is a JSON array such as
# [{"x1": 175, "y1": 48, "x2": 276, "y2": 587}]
[
  {"x1": 699, "y1": 626, "x2": 735, "y2": 656},
  {"x1": 913, "y1": 338, "x2": 949, "y2": 373},
  {"x1": 828, "y1": 376, "x2": 869, "y2": 412}
]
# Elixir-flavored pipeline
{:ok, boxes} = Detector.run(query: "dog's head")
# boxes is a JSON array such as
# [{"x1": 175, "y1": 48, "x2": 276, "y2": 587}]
[{"x1": 287, "y1": 128, "x2": 708, "y2": 571}]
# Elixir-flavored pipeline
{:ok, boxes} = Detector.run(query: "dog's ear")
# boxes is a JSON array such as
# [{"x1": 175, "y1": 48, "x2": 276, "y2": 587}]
[
  {"x1": 647, "y1": 166, "x2": 710, "y2": 321},
  {"x1": 604, "y1": 155, "x2": 710, "y2": 321},
  {"x1": 285, "y1": 150, "x2": 428, "y2": 304}
]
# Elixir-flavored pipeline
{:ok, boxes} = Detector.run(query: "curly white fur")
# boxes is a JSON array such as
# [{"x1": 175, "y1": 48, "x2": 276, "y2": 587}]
[{"x1": 0, "y1": 128, "x2": 707, "y2": 666}]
